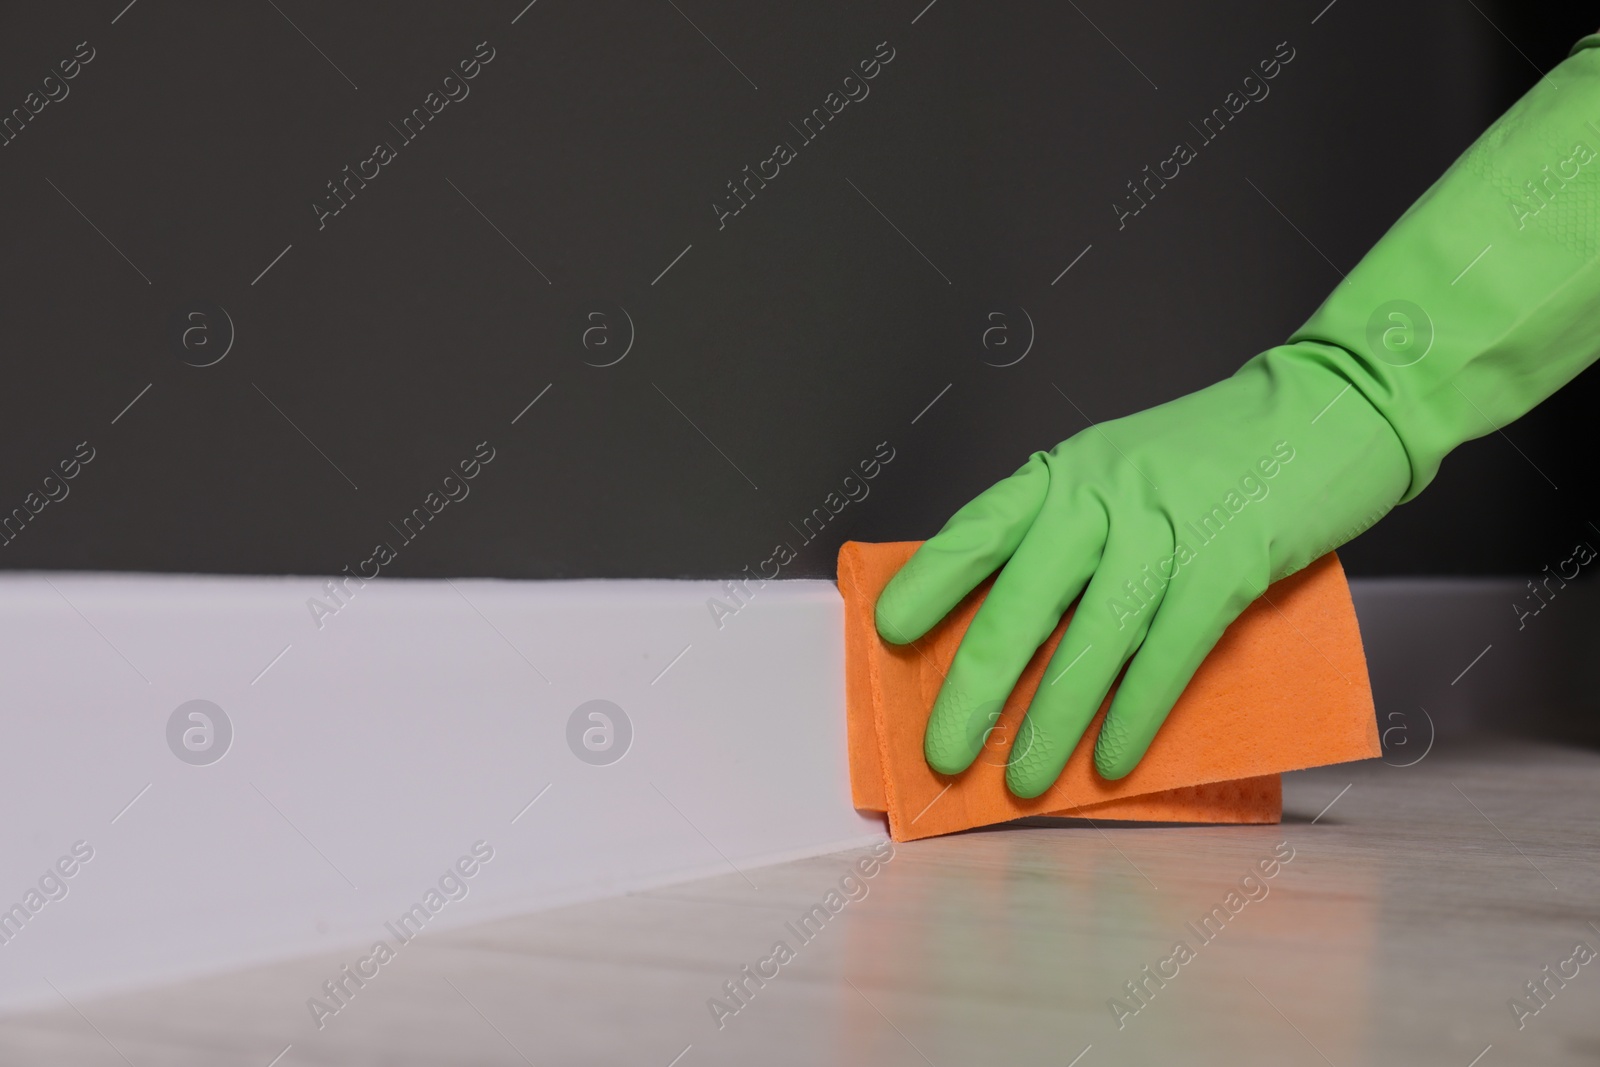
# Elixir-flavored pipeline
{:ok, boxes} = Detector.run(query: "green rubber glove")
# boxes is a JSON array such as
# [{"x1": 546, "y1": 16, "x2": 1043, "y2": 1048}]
[{"x1": 877, "y1": 35, "x2": 1600, "y2": 797}]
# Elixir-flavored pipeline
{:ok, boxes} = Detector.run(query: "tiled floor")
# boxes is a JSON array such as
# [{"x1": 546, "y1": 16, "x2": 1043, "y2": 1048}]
[{"x1": 3, "y1": 737, "x2": 1598, "y2": 1066}]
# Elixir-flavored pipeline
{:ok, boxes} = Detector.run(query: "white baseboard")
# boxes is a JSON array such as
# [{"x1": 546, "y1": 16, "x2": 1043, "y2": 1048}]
[
  {"x1": 0, "y1": 572, "x2": 882, "y2": 1012},
  {"x1": 0, "y1": 569, "x2": 1586, "y2": 1011}
]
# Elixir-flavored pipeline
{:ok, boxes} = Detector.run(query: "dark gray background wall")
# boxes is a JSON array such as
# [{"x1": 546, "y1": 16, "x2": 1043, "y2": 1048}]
[{"x1": 1, "y1": 0, "x2": 1594, "y2": 580}]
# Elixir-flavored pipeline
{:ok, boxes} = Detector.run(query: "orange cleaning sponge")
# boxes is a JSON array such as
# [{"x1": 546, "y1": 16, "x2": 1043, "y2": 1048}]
[{"x1": 839, "y1": 542, "x2": 1379, "y2": 842}]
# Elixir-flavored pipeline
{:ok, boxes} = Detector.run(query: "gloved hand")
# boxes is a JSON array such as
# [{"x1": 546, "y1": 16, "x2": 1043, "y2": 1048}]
[
  {"x1": 877, "y1": 33, "x2": 1600, "y2": 796},
  {"x1": 874, "y1": 352, "x2": 1409, "y2": 796}
]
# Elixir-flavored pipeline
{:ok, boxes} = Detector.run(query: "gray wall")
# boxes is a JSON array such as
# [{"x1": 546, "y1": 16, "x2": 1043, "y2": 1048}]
[{"x1": 0, "y1": 0, "x2": 1593, "y2": 579}]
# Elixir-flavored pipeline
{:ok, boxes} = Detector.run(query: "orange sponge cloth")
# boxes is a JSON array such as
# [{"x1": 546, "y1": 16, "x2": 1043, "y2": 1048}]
[{"x1": 839, "y1": 542, "x2": 1379, "y2": 842}]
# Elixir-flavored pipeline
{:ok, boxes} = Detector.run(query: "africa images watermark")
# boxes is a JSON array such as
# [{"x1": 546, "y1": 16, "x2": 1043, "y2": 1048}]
[
  {"x1": 1107, "y1": 441, "x2": 1296, "y2": 631},
  {"x1": 706, "y1": 840, "x2": 895, "y2": 1030},
  {"x1": 307, "y1": 440, "x2": 496, "y2": 630},
  {"x1": 306, "y1": 840, "x2": 496, "y2": 1029},
  {"x1": 0, "y1": 841, "x2": 95, "y2": 949},
  {"x1": 1108, "y1": 840, "x2": 1296, "y2": 1029},
  {"x1": 313, "y1": 41, "x2": 497, "y2": 230},
  {"x1": 706, "y1": 440, "x2": 896, "y2": 630},
  {"x1": 0, "y1": 39, "x2": 97, "y2": 150},
  {"x1": 1114, "y1": 40, "x2": 1296, "y2": 230},
  {"x1": 712, "y1": 40, "x2": 897, "y2": 230},
  {"x1": 1514, "y1": 536, "x2": 1596, "y2": 631},
  {"x1": 1506, "y1": 139, "x2": 1597, "y2": 231},
  {"x1": 0, "y1": 441, "x2": 96, "y2": 549},
  {"x1": 1508, "y1": 930, "x2": 1597, "y2": 1030},
  {"x1": 566, "y1": 699, "x2": 632, "y2": 766}
]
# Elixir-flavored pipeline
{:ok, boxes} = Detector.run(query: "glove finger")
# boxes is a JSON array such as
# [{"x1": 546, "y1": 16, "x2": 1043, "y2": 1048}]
[
  {"x1": 875, "y1": 451, "x2": 1050, "y2": 645},
  {"x1": 1005, "y1": 523, "x2": 1174, "y2": 798},
  {"x1": 923, "y1": 503, "x2": 1105, "y2": 776},
  {"x1": 1092, "y1": 566, "x2": 1260, "y2": 779}
]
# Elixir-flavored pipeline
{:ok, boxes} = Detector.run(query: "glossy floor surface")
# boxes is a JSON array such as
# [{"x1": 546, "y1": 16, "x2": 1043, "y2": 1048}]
[{"x1": 4, "y1": 737, "x2": 1598, "y2": 1066}]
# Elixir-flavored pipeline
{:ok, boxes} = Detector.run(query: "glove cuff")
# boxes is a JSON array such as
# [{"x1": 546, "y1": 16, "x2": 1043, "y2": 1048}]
[{"x1": 1287, "y1": 40, "x2": 1600, "y2": 502}]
